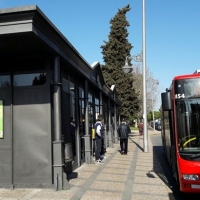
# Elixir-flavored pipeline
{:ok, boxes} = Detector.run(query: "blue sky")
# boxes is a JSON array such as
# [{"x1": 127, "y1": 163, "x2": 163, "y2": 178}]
[{"x1": 1, "y1": 0, "x2": 200, "y2": 109}]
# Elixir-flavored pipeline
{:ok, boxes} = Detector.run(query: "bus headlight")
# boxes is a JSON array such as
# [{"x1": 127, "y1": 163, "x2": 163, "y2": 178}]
[{"x1": 183, "y1": 174, "x2": 199, "y2": 181}]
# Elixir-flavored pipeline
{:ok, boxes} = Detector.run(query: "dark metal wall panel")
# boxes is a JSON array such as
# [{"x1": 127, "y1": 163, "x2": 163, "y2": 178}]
[
  {"x1": 13, "y1": 87, "x2": 52, "y2": 186},
  {"x1": 0, "y1": 89, "x2": 12, "y2": 184}
]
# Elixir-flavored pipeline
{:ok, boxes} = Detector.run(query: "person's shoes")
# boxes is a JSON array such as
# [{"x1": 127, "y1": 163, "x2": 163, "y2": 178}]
[
  {"x1": 121, "y1": 151, "x2": 124, "y2": 155},
  {"x1": 103, "y1": 156, "x2": 106, "y2": 159},
  {"x1": 96, "y1": 159, "x2": 103, "y2": 164}
]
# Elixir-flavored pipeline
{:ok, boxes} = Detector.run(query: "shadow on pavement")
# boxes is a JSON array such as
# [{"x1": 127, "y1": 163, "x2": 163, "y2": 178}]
[
  {"x1": 129, "y1": 133, "x2": 140, "y2": 138},
  {"x1": 153, "y1": 146, "x2": 180, "y2": 200},
  {"x1": 128, "y1": 136, "x2": 144, "y2": 152}
]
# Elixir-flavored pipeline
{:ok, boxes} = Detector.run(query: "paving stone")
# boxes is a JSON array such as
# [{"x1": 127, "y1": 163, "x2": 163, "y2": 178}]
[
  {"x1": 133, "y1": 184, "x2": 169, "y2": 195},
  {"x1": 101, "y1": 167, "x2": 129, "y2": 175},
  {"x1": 131, "y1": 194, "x2": 171, "y2": 200},
  {"x1": 96, "y1": 173, "x2": 127, "y2": 182},
  {"x1": 90, "y1": 180, "x2": 125, "y2": 191},
  {"x1": 32, "y1": 189, "x2": 75, "y2": 199},
  {"x1": 0, "y1": 189, "x2": 32, "y2": 199},
  {"x1": 81, "y1": 190, "x2": 122, "y2": 200},
  {"x1": 69, "y1": 179, "x2": 86, "y2": 187},
  {"x1": 133, "y1": 176, "x2": 165, "y2": 185}
]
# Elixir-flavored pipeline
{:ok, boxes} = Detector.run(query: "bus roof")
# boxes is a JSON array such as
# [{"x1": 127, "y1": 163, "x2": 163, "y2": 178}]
[
  {"x1": 174, "y1": 73, "x2": 200, "y2": 81},
  {"x1": 165, "y1": 70, "x2": 200, "y2": 91}
]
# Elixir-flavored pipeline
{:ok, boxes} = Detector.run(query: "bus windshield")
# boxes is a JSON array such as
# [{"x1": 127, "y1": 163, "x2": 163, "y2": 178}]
[{"x1": 176, "y1": 99, "x2": 200, "y2": 153}]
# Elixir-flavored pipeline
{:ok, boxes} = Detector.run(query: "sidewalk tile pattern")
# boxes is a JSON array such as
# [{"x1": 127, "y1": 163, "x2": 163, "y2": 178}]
[{"x1": 0, "y1": 130, "x2": 175, "y2": 200}]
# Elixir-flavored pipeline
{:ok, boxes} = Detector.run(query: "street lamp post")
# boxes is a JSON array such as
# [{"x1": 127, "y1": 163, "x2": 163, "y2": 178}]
[
  {"x1": 142, "y1": 0, "x2": 148, "y2": 153},
  {"x1": 152, "y1": 97, "x2": 155, "y2": 131},
  {"x1": 123, "y1": 51, "x2": 143, "y2": 71},
  {"x1": 122, "y1": 0, "x2": 148, "y2": 152}
]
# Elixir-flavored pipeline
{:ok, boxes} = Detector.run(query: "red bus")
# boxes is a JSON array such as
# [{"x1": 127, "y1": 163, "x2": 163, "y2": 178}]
[{"x1": 161, "y1": 70, "x2": 200, "y2": 193}]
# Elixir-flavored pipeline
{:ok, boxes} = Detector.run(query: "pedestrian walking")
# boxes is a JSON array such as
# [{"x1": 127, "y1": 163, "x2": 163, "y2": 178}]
[
  {"x1": 138, "y1": 120, "x2": 144, "y2": 136},
  {"x1": 94, "y1": 114, "x2": 104, "y2": 163},
  {"x1": 117, "y1": 122, "x2": 130, "y2": 155}
]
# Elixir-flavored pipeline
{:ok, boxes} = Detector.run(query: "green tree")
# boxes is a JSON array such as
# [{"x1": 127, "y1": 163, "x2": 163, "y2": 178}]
[
  {"x1": 147, "y1": 111, "x2": 161, "y2": 122},
  {"x1": 101, "y1": 4, "x2": 140, "y2": 121}
]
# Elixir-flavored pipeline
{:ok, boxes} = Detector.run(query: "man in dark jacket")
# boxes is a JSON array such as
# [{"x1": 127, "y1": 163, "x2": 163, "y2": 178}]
[{"x1": 117, "y1": 122, "x2": 131, "y2": 155}]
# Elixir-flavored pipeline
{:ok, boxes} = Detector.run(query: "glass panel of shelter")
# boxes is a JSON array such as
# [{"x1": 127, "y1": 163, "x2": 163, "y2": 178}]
[
  {"x1": 102, "y1": 96, "x2": 108, "y2": 147},
  {"x1": 0, "y1": 75, "x2": 11, "y2": 88},
  {"x1": 88, "y1": 89, "x2": 101, "y2": 157},
  {"x1": 13, "y1": 73, "x2": 46, "y2": 86},
  {"x1": 69, "y1": 79, "x2": 76, "y2": 163},
  {"x1": 0, "y1": 72, "x2": 46, "y2": 87}
]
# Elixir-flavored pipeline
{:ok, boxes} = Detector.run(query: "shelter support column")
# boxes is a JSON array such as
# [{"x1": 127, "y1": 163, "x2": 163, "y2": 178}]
[
  {"x1": 114, "y1": 103, "x2": 118, "y2": 143},
  {"x1": 52, "y1": 56, "x2": 69, "y2": 190},
  {"x1": 108, "y1": 99, "x2": 113, "y2": 147},
  {"x1": 100, "y1": 91, "x2": 107, "y2": 150},
  {"x1": 75, "y1": 78, "x2": 81, "y2": 167},
  {"x1": 118, "y1": 108, "x2": 121, "y2": 125},
  {"x1": 84, "y1": 80, "x2": 92, "y2": 164}
]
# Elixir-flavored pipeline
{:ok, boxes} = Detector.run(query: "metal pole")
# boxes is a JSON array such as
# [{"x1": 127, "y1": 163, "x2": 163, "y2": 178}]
[
  {"x1": 84, "y1": 80, "x2": 92, "y2": 164},
  {"x1": 108, "y1": 99, "x2": 113, "y2": 148},
  {"x1": 53, "y1": 56, "x2": 62, "y2": 142},
  {"x1": 114, "y1": 103, "x2": 118, "y2": 143},
  {"x1": 142, "y1": 0, "x2": 148, "y2": 153},
  {"x1": 75, "y1": 78, "x2": 81, "y2": 166},
  {"x1": 152, "y1": 97, "x2": 155, "y2": 131},
  {"x1": 53, "y1": 56, "x2": 69, "y2": 190}
]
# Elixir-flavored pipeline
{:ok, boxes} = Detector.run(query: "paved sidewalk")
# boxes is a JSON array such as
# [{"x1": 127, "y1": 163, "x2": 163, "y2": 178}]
[{"x1": 0, "y1": 130, "x2": 175, "y2": 200}]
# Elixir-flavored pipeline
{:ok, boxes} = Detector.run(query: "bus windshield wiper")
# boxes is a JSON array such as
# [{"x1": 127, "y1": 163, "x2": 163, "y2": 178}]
[{"x1": 190, "y1": 153, "x2": 200, "y2": 159}]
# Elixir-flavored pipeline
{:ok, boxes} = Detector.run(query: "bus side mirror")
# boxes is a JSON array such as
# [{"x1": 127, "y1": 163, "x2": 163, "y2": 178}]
[{"x1": 161, "y1": 92, "x2": 172, "y2": 111}]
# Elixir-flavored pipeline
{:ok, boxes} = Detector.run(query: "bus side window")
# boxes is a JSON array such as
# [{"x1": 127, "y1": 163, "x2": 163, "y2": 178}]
[{"x1": 193, "y1": 81, "x2": 200, "y2": 96}]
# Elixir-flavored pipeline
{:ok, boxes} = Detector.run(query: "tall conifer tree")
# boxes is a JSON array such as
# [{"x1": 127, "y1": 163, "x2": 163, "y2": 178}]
[{"x1": 101, "y1": 4, "x2": 140, "y2": 121}]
